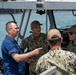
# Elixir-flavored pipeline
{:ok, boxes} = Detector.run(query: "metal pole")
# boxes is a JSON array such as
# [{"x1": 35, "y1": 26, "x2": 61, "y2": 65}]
[
  {"x1": 22, "y1": 10, "x2": 32, "y2": 38},
  {"x1": 47, "y1": 10, "x2": 57, "y2": 29},
  {"x1": 17, "y1": 10, "x2": 26, "y2": 41}
]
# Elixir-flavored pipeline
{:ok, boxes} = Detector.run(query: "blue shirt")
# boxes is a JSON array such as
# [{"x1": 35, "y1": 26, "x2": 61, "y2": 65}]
[{"x1": 1, "y1": 35, "x2": 25, "y2": 75}]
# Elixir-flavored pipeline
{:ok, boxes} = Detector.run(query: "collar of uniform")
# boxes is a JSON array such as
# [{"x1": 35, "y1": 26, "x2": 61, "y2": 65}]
[
  {"x1": 51, "y1": 48, "x2": 61, "y2": 50},
  {"x1": 49, "y1": 48, "x2": 61, "y2": 57},
  {"x1": 31, "y1": 34, "x2": 42, "y2": 40}
]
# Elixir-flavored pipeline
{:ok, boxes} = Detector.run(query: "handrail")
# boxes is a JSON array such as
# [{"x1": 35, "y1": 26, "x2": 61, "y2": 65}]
[{"x1": 2, "y1": 8, "x2": 16, "y2": 22}]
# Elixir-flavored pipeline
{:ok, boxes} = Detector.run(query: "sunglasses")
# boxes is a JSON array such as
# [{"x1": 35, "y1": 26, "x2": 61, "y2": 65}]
[{"x1": 68, "y1": 32, "x2": 76, "y2": 35}]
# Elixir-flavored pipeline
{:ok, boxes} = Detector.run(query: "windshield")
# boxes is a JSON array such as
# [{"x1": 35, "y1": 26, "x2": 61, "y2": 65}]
[{"x1": 54, "y1": 11, "x2": 76, "y2": 29}]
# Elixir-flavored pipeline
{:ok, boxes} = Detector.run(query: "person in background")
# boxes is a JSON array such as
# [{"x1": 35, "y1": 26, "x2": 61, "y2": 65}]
[
  {"x1": 1, "y1": 21, "x2": 42, "y2": 75},
  {"x1": 67, "y1": 25, "x2": 76, "y2": 54},
  {"x1": 20, "y1": 20, "x2": 48, "y2": 75},
  {"x1": 36, "y1": 29, "x2": 76, "y2": 75}
]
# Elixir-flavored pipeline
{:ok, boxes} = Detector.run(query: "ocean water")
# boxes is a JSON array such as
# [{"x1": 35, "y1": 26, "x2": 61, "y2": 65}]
[{"x1": 0, "y1": 11, "x2": 76, "y2": 57}]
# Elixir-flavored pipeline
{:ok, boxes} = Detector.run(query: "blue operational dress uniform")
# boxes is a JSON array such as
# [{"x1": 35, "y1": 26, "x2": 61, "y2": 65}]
[{"x1": 1, "y1": 35, "x2": 25, "y2": 75}]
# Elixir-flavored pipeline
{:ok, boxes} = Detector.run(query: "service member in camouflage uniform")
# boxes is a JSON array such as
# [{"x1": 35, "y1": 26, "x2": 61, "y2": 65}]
[
  {"x1": 67, "y1": 25, "x2": 76, "y2": 54},
  {"x1": 36, "y1": 29, "x2": 76, "y2": 75},
  {"x1": 20, "y1": 20, "x2": 48, "y2": 75}
]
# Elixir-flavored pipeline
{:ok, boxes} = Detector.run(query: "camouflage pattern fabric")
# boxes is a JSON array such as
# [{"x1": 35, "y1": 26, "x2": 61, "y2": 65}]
[
  {"x1": 67, "y1": 41, "x2": 76, "y2": 54},
  {"x1": 20, "y1": 33, "x2": 48, "y2": 75},
  {"x1": 36, "y1": 49, "x2": 76, "y2": 75}
]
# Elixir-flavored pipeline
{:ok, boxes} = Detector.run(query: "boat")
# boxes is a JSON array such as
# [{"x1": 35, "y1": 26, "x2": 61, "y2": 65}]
[
  {"x1": 0, "y1": 0, "x2": 21, "y2": 14},
  {"x1": 0, "y1": 9, "x2": 20, "y2": 14},
  {"x1": 0, "y1": 0, "x2": 76, "y2": 74}
]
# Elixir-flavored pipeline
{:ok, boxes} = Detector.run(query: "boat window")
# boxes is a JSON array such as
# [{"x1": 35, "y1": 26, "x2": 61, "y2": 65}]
[{"x1": 53, "y1": 11, "x2": 76, "y2": 29}]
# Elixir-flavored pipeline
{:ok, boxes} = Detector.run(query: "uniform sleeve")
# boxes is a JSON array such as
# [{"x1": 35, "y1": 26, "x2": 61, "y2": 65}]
[
  {"x1": 67, "y1": 41, "x2": 72, "y2": 51},
  {"x1": 73, "y1": 55, "x2": 76, "y2": 73},
  {"x1": 35, "y1": 59, "x2": 41, "y2": 75},
  {"x1": 36, "y1": 55, "x2": 50, "y2": 75},
  {"x1": 36, "y1": 57, "x2": 45, "y2": 75},
  {"x1": 20, "y1": 38, "x2": 28, "y2": 50},
  {"x1": 66, "y1": 51, "x2": 76, "y2": 74},
  {"x1": 6, "y1": 43, "x2": 18, "y2": 55}
]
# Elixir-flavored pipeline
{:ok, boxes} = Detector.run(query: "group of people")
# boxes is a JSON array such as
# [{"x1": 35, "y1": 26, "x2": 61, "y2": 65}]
[{"x1": 1, "y1": 20, "x2": 76, "y2": 75}]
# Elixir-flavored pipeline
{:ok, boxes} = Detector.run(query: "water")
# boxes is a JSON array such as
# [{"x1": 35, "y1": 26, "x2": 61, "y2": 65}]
[{"x1": 0, "y1": 11, "x2": 76, "y2": 57}]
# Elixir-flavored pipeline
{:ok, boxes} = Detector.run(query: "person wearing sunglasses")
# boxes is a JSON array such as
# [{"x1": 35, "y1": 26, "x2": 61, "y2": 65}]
[
  {"x1": 67, "y1": 25, "x2": 76, "y2": 54},
  {"x1": 36, "y1": 29, "x2": 76, "y2": 75}
]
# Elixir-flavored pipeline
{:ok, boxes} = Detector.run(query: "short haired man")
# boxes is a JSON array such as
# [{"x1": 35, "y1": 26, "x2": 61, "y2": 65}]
[
  {"x1": 36, "y1": 29, "x2": 76, "y2": 75},
  {"x1": 67, "y1": 25, "x2": 76, "y2": 54},
  {"x1": 1, "y1": 21, "x2": 42, "y2": 75},
  {"x1": 20, "y1": 20, "x2": 48, "y2": 75}
]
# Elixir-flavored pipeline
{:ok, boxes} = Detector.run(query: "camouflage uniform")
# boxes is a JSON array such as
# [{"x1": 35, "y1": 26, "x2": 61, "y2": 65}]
[
  {"x1": 67, "y1": 41, "x2": 76, "y2": 54},
  {"x1": 20, "y1": 33, "x2": 48, "y2": 75},
  {"x1": 36, "y1": 48, "x2": 76, "y2": 75}
]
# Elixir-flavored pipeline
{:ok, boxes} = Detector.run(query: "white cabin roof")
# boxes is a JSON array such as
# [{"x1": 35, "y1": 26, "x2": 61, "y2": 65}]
[
  {"x1": 0, "y1": 1, "x2": 76, "y2": 10},
  {"x1": 21, "y1": 0, "x2": 76, "y2": 2}
]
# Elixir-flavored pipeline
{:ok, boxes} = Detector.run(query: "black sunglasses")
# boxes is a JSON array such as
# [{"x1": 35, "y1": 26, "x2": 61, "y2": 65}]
[{"x1": 68, "y1": 32, "x2": 76, "y2": 35}]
